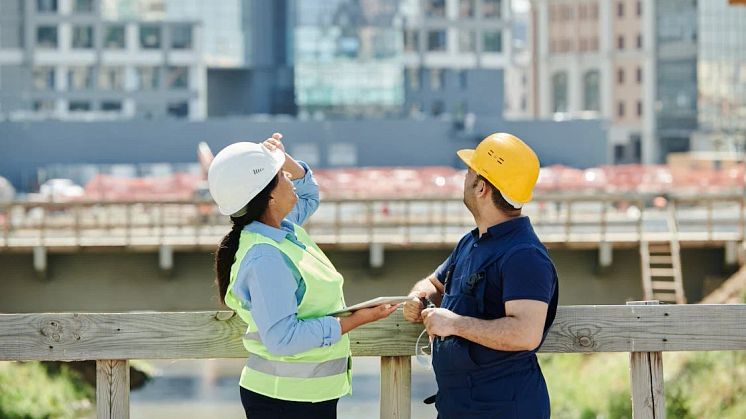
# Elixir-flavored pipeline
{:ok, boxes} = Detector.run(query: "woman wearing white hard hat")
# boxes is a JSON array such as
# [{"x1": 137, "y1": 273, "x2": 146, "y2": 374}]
[{"x1": 209, "y1": 133, "x2": 397, "y2": 419}]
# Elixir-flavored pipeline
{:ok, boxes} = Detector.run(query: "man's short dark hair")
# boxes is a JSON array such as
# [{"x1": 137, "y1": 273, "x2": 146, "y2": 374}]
[{"x1": 476, "y1": 174, "x2": 520, "y2": 214}]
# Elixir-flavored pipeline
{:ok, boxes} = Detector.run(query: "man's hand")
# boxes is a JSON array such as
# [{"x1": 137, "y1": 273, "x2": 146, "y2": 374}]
[
  {"x1": 403, "y1": 291, "x2": 426, "y2": 323},
  {"x1": 422, "y1": 307, "x2": 461, "y2": 338}
]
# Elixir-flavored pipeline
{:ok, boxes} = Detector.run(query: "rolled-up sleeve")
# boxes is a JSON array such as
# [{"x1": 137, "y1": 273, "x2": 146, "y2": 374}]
[
  {"x1": 233, "y1": 244, "x2": 342, "y2": 356},
  {"x1": 286, "y1": 161, "x2": 320, "y2": 225}
]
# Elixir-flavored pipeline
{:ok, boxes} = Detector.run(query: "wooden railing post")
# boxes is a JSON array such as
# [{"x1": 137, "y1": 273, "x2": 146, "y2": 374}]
[
  {"x1": 96, "y1": 359, "x2": 130, "y2": 419},
  {"x1": 380, "y1": 355, "x2": 411, "y2": 419},
  {"x1": 564, "y1": 200, "x2": 572, "y2": 240},
  {"x1": 627, "y1": 301, "x2": 665, "y2": 419},
  {"x1": 2, "y1": 204, "x2": 9, "y2": 248}
]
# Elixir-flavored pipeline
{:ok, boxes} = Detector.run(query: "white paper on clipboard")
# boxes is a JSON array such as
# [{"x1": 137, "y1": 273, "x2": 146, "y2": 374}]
[{"x1": 329, "y1": 296, "x2": 410, "y2": 316}]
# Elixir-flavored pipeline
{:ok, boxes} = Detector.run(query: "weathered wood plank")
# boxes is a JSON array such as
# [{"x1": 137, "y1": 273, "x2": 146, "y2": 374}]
[
  {"x1": 1, "y1": 305, "x2": 745, "y2": 361},
  {"x1": 628, "y1": 301, "x2": 665, "y2": 419},
  {"x1": 380, "y1": 356, "x2": 411, "y2": 419},
  {"x1": 96, "y1": 360, "x2": 129, "y2": 419}
]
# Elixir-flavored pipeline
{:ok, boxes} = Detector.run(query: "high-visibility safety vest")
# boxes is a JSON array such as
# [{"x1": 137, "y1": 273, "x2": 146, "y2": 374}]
[{"x1": 224, "y1": 224, "x2": 352, "y2": 402}]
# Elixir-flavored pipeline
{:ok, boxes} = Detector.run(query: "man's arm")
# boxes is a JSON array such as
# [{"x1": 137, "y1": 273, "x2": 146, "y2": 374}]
[{"x1": 422, "y1": 299, "x2": 548, "y2": 351}]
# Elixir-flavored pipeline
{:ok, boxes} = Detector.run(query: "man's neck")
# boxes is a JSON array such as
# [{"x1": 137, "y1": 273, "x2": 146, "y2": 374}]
[{"x1": 475, "y1": 210, "x2": 519, "y2": 237}]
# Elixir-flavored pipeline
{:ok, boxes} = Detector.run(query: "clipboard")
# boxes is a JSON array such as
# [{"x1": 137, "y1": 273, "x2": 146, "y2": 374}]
[{"x1": 329, "y1": 296, "x2": 411, "y2": 317}]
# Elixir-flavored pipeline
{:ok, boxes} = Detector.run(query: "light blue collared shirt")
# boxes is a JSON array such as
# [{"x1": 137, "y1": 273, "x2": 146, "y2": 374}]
[{"x1": 232, "y1": 161, "x2": 342, "y2": 356}]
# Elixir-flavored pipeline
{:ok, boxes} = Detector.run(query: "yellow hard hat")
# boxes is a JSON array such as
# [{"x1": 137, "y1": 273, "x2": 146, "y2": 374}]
[{"x1": 457, "y1": 133, "x2": 540, "y2": 207}]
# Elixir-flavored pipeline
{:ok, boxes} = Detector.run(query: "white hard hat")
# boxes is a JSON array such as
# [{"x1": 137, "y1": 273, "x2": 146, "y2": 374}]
[{"x1": 208, "y1": 142, "x2": 286, "y2": 216}]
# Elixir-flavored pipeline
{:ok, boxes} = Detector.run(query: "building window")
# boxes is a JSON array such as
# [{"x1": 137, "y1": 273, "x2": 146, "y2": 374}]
[
  {"x1": 460, "y1": 0, "x2": 475, "y2": 18},
  {"x1": 453, "y1": 101, "x2": 467, "y2": 119},
  {"x1": 98, "y1": 67, "x2": 125, "y2": 90},
  {"x1": 617, "y1": 68, "x2": 625, "y2": 84},
  {"x1": 290, "y1": 143, "x2": 320, "y2": 167},
  {"x1": 617, "y1": 35, "x2": 624, "y2": 50},
  {"x1": 101, "y1": 101, "x2": 122, "y2": 112},
  {"x1": 583, "y1": 70, "x2": 600, "y2": 111},
  {"x1": 579, "y1": 38, "x2": 587, "y2": 51},
  {"x1": 483, "y1": 31, "x2": 502, "y2": 52},
  {"x1": 425, "y1": 0, "x2": 446, "y2": 17},
  {"x1": 140, "y1": 25, "x2": 161, "y2": 49},
  {"x1": 104, "y1": 25, "x2": 125, "y2": 49},
  {"x1": 636, "y1": 1, "x2": 642, "y2": 16},
  {"x1": 36, "y1": 0, "x2": 57, "y2": 13},
  {"x1": 636, "y1": 67, "x2": 642, "y2": 83},
  {"x1": 167, "y1": 102, "x2": 189, "y2": 118},
  {"x1": 72, "y1": 25, "x2": 94, "y2": 49},
  {"x1": 33, "y1": 100, "x2": 55, "y2": 112},
  {"x1": 459, "y1": 70, "x2": 468, "y2": 89},
  {"x1": 136, "y1": 66, "x2": 160, "y2": 90},
  {"x1": 408, "y1": 102, "x2": 422, "y2": 116},
  {"x1": 458, "y1": 30, "x2": 476, "y2": 52},
  {"x1": 617, "y1": 1, "x2": 624, "y2": 17},
  {"x1": 590, "y1": 37, "x2": 599, "y2": 50},
  {"x1": 427, "y1": 30, "x2": 447, "y2": 52},
  {"x1": 483, "y1": 0, "x2": 501, "y2": 18},
  {"x1": 36, "y1": 26, "x2": 58, "y2": 49},
  {"x1": 33, "y1": 66, "x2": 55, "y2": 90},
  {"x1": 637, "y1": 100, "x2": 643, "y2": 116},
  {"x1": 170, "y1": 24, "x2": 192, "y2": 49},
  {"x1": 73, "y1": 0, "x2": 93, "y2": 13},
  {"x1": 406, "y1": 67, "x2": 420, "y2": 90},
  {"x1": 636, "y1": 34, "x2": 642, "y2": 49},
  {"x1": 617, "y1": 101, "x2": 625, "y2": 117},
  {"x1": 430, "y1": 69, "x2": 445, "y2": 90},
  {"x1": 328, "y1": 143, "x2": 357, "y2": 166},
  {"x1": 579, "y1": 4, "x2": 587, "y2": 19},
  {"x1": 166, "y1": 66, "x2": 188, "y2": 89},
  {"x1": 403, "y1": 30, "x2": 419, "y2": 52},
  {"x1": 67, "y1": 66, "x2": 93, "y2": 90},
  {"x1": 590, "y1": 3, "x2": 599, "y2": 19},
  {"x1": 432, "y1": 100, "x2": 445, "y2": 117},
  {"x1": 552, "y1": 72, "x2": 568, "y2": 113},
  {"x1": 68, "y1": 101, "x2": 91, "y2": 112}
]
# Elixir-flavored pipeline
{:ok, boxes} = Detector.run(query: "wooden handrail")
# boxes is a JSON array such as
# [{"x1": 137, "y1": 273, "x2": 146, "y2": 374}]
[{"x1": 1, "y1": 304, "x2": 745, "y2": 418}]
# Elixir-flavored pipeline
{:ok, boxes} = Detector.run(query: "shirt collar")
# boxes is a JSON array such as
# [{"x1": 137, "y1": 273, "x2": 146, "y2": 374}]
[
  {"x1": 470, "y1": 216, "x2": 530, "y2": 240},
  {"x1": 244, "y1": 220, "x2": 297, "y2": 243}
]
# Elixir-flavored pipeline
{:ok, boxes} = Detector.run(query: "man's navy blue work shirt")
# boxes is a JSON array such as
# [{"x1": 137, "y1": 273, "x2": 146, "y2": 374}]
[{"x1": 434, "y1": 216, "x2": 559, "y2": 367}]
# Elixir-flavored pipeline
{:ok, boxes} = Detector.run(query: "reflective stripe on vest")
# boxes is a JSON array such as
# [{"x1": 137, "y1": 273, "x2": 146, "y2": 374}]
[
  {"x1": 243, "y1": 331, "x2": 261, "y2": 341},
  {"x1": 246, "y1": 353, "x2": 349, "y2": 378}
]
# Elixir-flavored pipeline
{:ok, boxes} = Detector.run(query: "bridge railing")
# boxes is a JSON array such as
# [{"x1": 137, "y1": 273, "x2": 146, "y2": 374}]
[
  {"x1": 1, "y1": 194, "x2": 744, "y2": 249},
  {"x1": 1, "y1": 302, "x2": 745, "y2": 418}
]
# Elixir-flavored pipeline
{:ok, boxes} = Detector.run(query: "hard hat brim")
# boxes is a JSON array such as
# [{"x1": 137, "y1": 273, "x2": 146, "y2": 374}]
[{"x1": 456, "y1": 149, "x2": 476, "y2": 171}]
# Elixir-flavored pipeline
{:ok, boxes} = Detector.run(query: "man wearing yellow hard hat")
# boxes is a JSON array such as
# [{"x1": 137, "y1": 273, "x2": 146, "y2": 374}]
[{"x1": 403, "y1": 133, "x2": 559, "y2": 418}]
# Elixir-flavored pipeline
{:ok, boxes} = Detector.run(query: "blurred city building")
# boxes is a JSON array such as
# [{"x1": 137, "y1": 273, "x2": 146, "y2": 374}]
[
  {"x1": 694, "y1": 0, "x2": 746, "y2": 155},
  {"x1": 0, "y1": 0, "x2": 206, "y2": 120}
]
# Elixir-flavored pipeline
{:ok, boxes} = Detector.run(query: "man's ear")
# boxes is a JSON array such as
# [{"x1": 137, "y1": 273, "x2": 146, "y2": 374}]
[{"x1": 476, "y1": 178, "x2": 488, "y2": 198}]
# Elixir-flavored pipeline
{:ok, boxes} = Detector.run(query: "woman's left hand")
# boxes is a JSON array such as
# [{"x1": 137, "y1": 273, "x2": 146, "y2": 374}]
[
  {"x1": 263, "y1": 132, "x2": 285, "y2": 153},
  {"x1": 339, "y1": 304, "x2": 400, "y2": 334}
]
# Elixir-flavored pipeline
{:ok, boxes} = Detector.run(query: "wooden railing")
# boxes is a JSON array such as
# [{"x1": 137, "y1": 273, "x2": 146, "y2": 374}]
[
  {"x1": 1, "y1": 194, "x2": 744, "y2": 249},
  {"x1": 1, "y1": 302, "x2": 745, "y2": 418}
]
